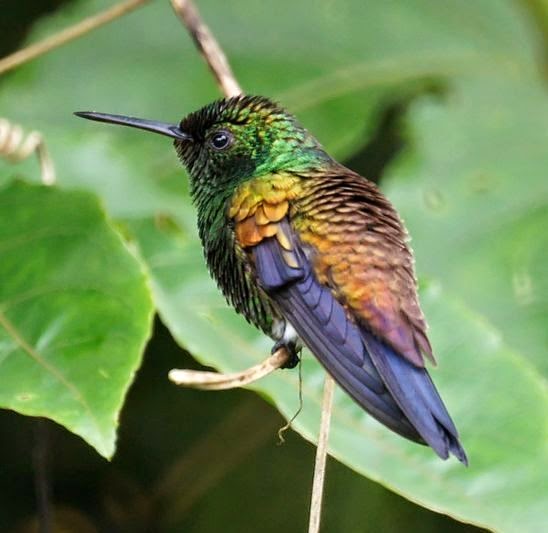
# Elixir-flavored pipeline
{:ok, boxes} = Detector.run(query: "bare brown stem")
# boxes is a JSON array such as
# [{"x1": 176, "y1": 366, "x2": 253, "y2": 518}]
[
  {"x1": 170, "y1": 0, "x2": 242, "y2": 97},
  {"x1": 308, "y1": 375, "x2": 335, "y2": 533},
  {"x1": 167, "y1": 0, "x2": 292, "y2": 392},
  {"x1": 0, "y1": 0, "x2": 151, "y2": 76},
  {"x1": 168, "y1": 3, "x2": 335, "y2": 531},
  {"x1": 169, "y1": 347, "x2": 289, "y2": 390}
]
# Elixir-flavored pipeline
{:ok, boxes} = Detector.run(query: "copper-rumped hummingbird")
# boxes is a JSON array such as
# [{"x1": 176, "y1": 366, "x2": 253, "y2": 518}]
[{"x1": 75, "y1": 95, "x2": 467, "y2": 464}]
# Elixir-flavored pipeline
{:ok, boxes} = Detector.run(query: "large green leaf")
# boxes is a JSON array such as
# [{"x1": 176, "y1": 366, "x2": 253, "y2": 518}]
[
  {"x1": 1, "y1": 0, "x2": 547, "y2": 530},
  {"x1": 133, "y1": 203, "x2": 547, "y2": 533},
  {"x1": 385, "y1": 75, "x2": 548, "y2": 378},
  {"x1": 130, "y1": 216, "x2": 548, "y2": 532},
  {"x1": 0, "y1": 182, "x2": 153, "y2": 457}
]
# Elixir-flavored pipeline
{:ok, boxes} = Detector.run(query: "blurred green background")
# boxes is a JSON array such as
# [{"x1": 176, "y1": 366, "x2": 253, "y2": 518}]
[{"x1": 1, "y1": 1, "x2": 547, "y2": 531}]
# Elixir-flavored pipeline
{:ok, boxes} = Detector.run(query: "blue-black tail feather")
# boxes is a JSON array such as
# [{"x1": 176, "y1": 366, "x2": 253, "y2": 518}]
[{"x1": 362, "y1": 331, "x2": 468, "y2": 464}]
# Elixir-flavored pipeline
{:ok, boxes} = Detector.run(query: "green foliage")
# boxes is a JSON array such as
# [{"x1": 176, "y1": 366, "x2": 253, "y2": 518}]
[
  {"x1": 0, "y1": 182, "x2": 153, "y2": 457},
  {"x1": 0, "y1": 0, "x2": 547, "y2": 530}
]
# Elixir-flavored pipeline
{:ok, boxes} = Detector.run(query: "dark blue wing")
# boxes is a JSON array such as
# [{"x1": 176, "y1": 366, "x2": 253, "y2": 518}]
[{"x1": 253, "y1": 225, "x2": 467, "y2": 463}]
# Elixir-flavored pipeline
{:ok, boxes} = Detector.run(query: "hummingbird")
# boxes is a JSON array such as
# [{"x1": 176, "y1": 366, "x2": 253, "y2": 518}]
[{"x1": 75, "y1": 95, "x2": 467, "y2": 464}]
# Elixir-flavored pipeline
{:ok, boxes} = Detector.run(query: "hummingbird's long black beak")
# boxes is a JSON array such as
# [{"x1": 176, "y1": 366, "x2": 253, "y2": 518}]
[{"x1": 74, "y1": 111, "x2": 192, "y2": 141}]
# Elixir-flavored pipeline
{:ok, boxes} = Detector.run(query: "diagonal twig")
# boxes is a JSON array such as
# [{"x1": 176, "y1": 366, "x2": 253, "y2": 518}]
[
  {"x1": 167, "y1": 0, "x2": 291, "y2": 391},
  {"x1": 169, "y1": 347, "x2": 289, "y2": 390},
  {"x1": 0, "y1": 0, "x2": 151, "y2": 76},
  {"x1": 0, "y1": 0, "x2": 148, "y2": 183},
  {"x1": 308, "y1": 375, "x2": 335, "y2": 533},
  {"x1": 168, "y1": 5, "x2": 335, "y2": 531},
  {"x1": 170, "y1": 0, "x2": 242, "y2": 98}
]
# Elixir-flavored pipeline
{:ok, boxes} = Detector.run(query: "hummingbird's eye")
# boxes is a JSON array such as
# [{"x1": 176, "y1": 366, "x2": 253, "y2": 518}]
[{"x1": 210, "y1": 130, "x2": 233, "y2": 150}]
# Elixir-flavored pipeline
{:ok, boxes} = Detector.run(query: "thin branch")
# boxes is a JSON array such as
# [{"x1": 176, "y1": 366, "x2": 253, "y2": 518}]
[
  {"x1": 308, "y1": 375, "x2": 335, "y2": 533},
  {"x1": 0, "y1": 0, "x2": 151, "y2": 76},
  {"x1": 169, "y1": 347, "x2": 289, "y2": 390},
  {"x1": 167, "y1": 0, "x2": 293, "y2": 392},
  {"x1": 170, "y1": 0, "x2": 242, "y2": 98},
  {"x1": 169, "y1": 4, "x2": 335, "y2": 532}
]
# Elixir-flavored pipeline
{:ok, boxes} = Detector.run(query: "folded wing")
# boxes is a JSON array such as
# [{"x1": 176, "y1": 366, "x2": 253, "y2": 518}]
[{"x1": 253, "y1": 221, "x2": 467, "y2": 463}]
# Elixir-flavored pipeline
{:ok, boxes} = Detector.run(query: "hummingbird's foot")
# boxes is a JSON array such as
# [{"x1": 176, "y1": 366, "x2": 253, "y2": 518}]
[{"x1": 271, "y1": 340, "x2": 300, "y2": 369}]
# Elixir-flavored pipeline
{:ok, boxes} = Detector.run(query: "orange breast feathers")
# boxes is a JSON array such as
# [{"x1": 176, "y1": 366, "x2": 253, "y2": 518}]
[{"x1": 228, "y1": 174, "x2": 302, "y2": 249}]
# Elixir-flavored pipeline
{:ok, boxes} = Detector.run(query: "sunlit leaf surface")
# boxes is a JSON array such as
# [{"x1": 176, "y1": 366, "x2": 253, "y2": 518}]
[{"x1": 0, "y1": 182, "x2": 153, "y2": 457}]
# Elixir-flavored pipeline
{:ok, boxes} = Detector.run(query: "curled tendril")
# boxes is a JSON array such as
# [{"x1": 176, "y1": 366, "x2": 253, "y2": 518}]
[{"x1": 0, "y1": 118, "x2": 55, "y2": 185}]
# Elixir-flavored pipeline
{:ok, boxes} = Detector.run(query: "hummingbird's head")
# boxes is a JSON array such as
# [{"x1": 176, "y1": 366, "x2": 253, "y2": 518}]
[
  {"x1": 174, "y1": 95, "x2": 326, "y2": 186},
  {"x1": 75, "y1": 95, "x2": 329, "y2": 196}
]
